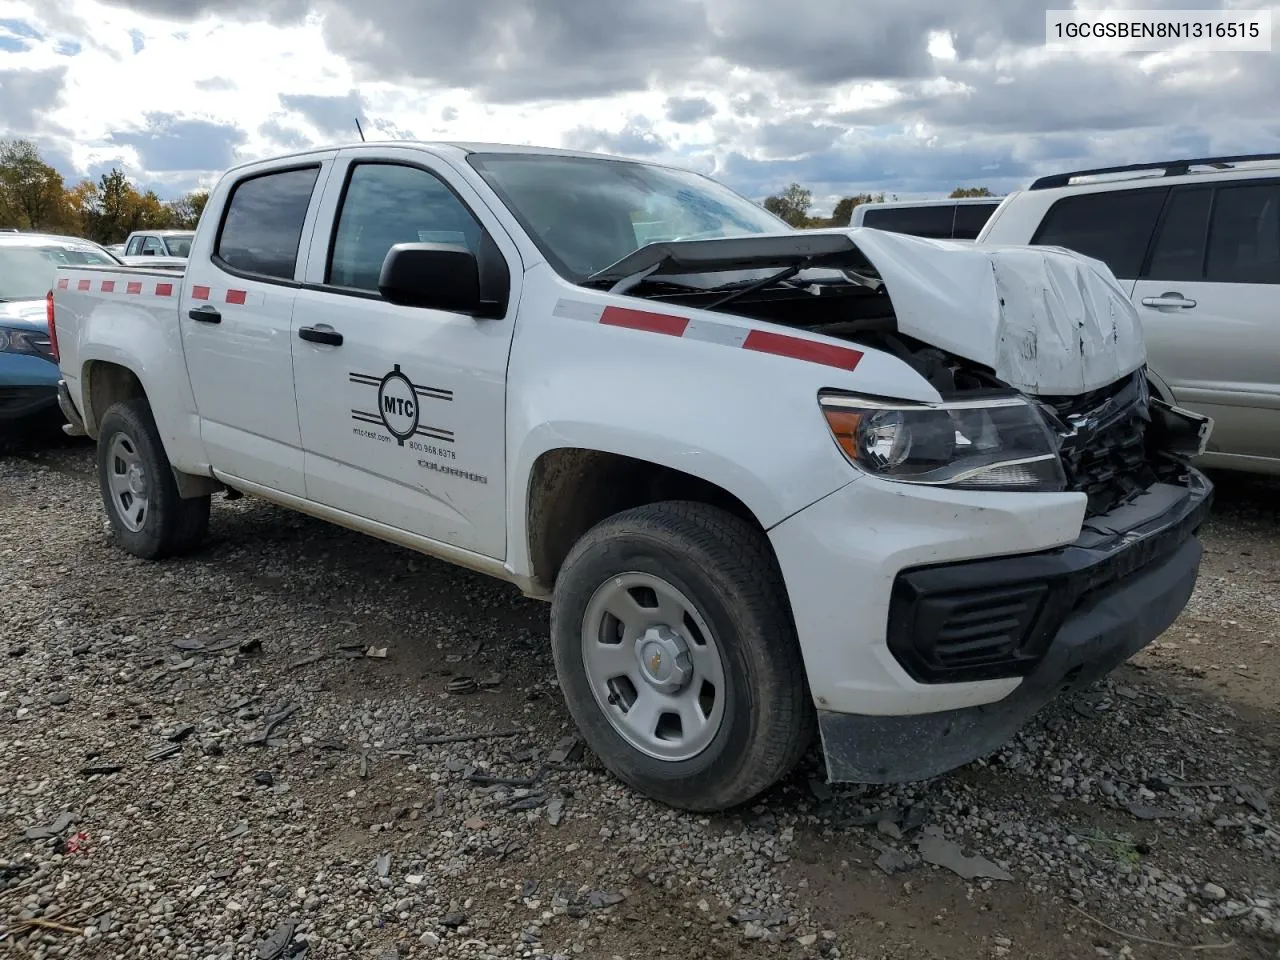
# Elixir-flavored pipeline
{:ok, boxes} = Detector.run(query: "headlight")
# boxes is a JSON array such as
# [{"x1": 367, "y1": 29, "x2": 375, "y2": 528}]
[
  {"x1": 819, "y1": 391, "x2": 1066, "y2": 492},
  {"x1": 0, "y1": 327, "x2": 48, "y2": 355}
]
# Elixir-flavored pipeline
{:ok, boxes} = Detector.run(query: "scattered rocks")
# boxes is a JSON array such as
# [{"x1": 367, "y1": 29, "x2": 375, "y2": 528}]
[{"x1": 1, "y1": 441, "x2": 1276, "y2": 959}]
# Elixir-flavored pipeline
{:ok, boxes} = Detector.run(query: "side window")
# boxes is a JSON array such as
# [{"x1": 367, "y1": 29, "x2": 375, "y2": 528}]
[
  {"x1": 1206, "y1": 182, "x2": 1280, "y2": 284},
  {"x1": 328, "y1": 162, "x2": 483, "y2": 292},
  {"x1": 861, "y1": 205, "x2": 954, "y2": 239},
  {"x1": 216, "y1": 166, "x2": 321, "y2": 280},
  {"x1": 141, "y1": 236, "x2": 164, "y2": 256},
  {"x1": 952, "y1": 203, "x2": 997, "y2": 240},
  {"x1": 125, "y1": 237, "x2": 141, "y2": 256},
  {"x1": 1031, "y1": 187, "x2": 1167, "y2": 279},
  {"x1": 1146, "y1": 188, "x2": 1211, "y2": 281}
]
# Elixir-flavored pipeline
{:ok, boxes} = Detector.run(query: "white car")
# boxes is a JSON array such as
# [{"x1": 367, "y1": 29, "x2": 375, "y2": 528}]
[
  {"x1": 122, "y1": 229, "x2": 194, "y2": 259},
  {"x1": 851, "y1": 197, "x2": 1002, "y2": 241},
  {"x1": 978, "y1": 153, "x2": 1280, "y2": 475},
  {"x1": 50, "y1": 142, "x2": 1212, "y2": 811}
]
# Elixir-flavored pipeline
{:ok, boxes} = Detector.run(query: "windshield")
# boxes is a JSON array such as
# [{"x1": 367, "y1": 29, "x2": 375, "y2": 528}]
[
  {"x1": 162, "y1": 234, "x2": 194, "y2": 257},
  {"x1": 0, "y1": 241, "x2": 117, "y2": 301},
  {"x1": 467, "y1": 153, "x2": 787, "y2": 280}
]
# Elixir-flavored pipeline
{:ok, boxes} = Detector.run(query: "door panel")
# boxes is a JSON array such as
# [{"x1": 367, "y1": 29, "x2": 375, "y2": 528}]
[
  {"x1": 180, "y1": 161, "x2": 331, "y2": 496},
  {"x1": 292, "y1": 151, "x2": 521, "y2": 558},
  {"x1": 1133, "y1": 180, "x2": 1280, "y2": 460}
]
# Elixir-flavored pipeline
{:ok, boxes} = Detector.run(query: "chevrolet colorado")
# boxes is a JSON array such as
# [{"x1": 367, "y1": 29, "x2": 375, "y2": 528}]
[{"x1": 50, "y1": 142, "x2": 1214, "y2": 811}]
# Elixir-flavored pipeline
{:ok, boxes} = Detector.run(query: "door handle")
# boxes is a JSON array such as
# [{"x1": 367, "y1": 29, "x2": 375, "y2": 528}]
[
  {"x1": 298, "y1": 325, "x2": 343, "y2": 346},
  {"x1": 1141, "y1": 294, "x2": 1197, "y2": 309},
  {"x1": 188, "y1": 305, "x2": 221, "y2": 324}
]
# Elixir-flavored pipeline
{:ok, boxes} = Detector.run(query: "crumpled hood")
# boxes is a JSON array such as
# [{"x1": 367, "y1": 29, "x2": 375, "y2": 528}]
[
  {"x1": 841, "y1": 228, "x2": 1146, "y2": 396},
  {"x1": 0, "y1": 298, "x2": 49, "y2": 329}
]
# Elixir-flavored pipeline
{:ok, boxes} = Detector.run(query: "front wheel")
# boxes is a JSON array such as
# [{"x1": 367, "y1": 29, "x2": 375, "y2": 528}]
[
  {"x1": 97, "y1": 397, "x2": 210, "y2": 560},
  {"x1": 550, "y1": 501, "x2": 814, "y2": 812}
]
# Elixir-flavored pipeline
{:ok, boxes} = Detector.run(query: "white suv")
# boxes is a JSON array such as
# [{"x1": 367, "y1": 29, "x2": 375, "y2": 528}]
[{"x1": 978, "y1": 153, "x2": 1280, "y2": 476}]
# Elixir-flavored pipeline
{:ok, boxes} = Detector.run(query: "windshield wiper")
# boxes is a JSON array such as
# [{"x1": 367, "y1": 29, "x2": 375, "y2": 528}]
[{"x1": 702, "y1": 262, "x2": 808, "y2": 309}]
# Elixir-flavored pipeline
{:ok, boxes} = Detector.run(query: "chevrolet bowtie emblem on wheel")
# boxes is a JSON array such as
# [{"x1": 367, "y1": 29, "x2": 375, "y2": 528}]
[
  {"x1": 349, "y1": 365, "x2": 454, "y2": 447},
  {"x1": 649, "y1": 651, "x2": 662, "y2": 672}
]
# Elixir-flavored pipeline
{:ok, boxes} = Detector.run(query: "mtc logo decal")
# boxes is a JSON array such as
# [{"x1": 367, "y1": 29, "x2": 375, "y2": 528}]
[
  {"x1": 349, "y1": 366, "x2": 454, "y2": 447},
  {"x1": 378, "y1": 366, "x2": 420, "y2": 443}
]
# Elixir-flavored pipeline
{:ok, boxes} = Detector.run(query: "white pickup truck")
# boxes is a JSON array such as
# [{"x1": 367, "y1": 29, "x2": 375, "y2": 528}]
[{"x1": 50, "y1": 142, "x2": 1214, "y2": 811}]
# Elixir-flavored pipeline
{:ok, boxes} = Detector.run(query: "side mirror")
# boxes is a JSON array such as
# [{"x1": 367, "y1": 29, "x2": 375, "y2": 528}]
[
  {"x1": 141, "y1": 248, "x2": 155, "y2": 256},
  {"x1": 379, "y1": 243, "x2": 482, "y2": 314}
]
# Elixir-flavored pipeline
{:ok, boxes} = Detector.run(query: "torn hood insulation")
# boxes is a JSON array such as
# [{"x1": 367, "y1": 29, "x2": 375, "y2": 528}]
[{"x1": 592, "y1": 228, "x2": 1147, "y2": 397}]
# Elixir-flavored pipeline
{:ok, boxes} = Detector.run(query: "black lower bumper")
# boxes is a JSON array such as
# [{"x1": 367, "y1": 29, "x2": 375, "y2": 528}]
[{"x1": 820, "y1": 468, "x2": 1212, "y2": 784}]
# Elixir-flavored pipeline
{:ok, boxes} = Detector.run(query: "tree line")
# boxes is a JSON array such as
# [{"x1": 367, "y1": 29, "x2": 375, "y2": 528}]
[
  {"x1": 0, "y1": 138, "x2": 209, "y2": 244},
  {"x1": 763, "y1": 183, "x2": 997, "y2": 228}
]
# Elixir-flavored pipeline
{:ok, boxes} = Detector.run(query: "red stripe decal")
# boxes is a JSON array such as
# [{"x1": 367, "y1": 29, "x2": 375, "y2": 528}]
[
  {"x1": 56, "y1": 278, "x2": 69, "y2": 290},
  {"x1": 599, "y1": 305, "x2": 688, "y2": 337},
  {"x1": 742, "y1": 330, "x2": 863, "y2": 371},
  {"x1": 77, "y1": 278, "x2": 90, "y2": 291},
  {"x1": 225, "y1": 289, "x2": 247, "y2": 305},
  {"x1": 155, "y1": 283, "x2": 174, "y2": 297},
  {"x1": 192, "y1": 285, "x2": 210, "y2": 300},
  {"x1": 126, "y1": 281, "x2": 142, "y2": 295},
  {"x1": 101, "y1": 280, "x2": 115, "y2": 293}
]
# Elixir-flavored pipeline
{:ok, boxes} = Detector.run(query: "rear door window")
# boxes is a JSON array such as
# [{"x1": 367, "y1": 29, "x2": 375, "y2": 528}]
[
  {"x1": 860, "y1": 205, "x2": 955, "y2": 239},
  {"x1": 951, "y1": 203, "x2": 998, "y2": 239},
  {"x1": 1205, "y1": 182, "x2": 1280, "y2": 284},
  {"x1": 1031, "y1": 187, "x2": 1167, "y2": 279},
  {"x1": 215, "y1": 165, "x2": 321, "y2": 281},
  {"x1": 1145, "y1": 188, "x2": 1211, "y2": 281}
]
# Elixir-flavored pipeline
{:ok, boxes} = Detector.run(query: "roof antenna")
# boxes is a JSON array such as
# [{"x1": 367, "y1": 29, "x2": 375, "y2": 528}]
[{"x1": 354, "y1": 117, "x2": 366, "y2": 142}]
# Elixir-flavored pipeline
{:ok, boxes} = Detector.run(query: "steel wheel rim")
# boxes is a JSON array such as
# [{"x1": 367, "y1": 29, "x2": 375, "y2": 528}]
[
  {"x1": 581, "y1": 571, "x2": 728, "y2": 762},
  {"x1": 106, "y1": 431, "x2": 149, "y2": 532}
]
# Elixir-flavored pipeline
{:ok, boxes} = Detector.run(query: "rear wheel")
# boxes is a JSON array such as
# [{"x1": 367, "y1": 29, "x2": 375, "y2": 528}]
[
  {"x1": 550, "y1": 501, "x2": 814, "y2": 812},
  {"x1": 97, "y1": 398, "x2": 210, "y2": 560}
]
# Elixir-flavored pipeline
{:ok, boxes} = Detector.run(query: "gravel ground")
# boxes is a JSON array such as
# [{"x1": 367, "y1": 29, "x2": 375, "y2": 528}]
[{"x1": 1, "y1": 437, "x2": 1277, "y2": 960}]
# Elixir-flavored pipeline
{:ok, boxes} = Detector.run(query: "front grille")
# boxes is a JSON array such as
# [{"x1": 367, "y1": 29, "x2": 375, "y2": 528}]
[{"x1": 1038, "y1": 371, "x2": 1159, "y2": 516}]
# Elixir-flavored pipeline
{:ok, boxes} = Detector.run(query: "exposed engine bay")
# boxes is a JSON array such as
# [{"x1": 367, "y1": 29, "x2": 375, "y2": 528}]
[{"x1": 585, "y1": 230, "x2": 1213, "y2": 518}]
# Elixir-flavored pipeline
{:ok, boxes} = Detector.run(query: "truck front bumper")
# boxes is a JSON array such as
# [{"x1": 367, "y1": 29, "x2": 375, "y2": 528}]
[{"x1": 770, "y1": 467, "x2": 1212, "y2": 784}]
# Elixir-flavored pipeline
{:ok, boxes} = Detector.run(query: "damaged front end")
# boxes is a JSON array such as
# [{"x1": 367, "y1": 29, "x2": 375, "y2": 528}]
[{"x1": 590, "y1": 229, "x2": 1217, "y2": 784}]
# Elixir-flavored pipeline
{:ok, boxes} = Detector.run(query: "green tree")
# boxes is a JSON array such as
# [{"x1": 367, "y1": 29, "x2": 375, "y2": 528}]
[
  {"x1": 166, "y1": 189, "x2": 209, "y2": 228},
  {"x1": 763, "y1": 182, "x2": 813, "y2": 227},
  {"x1": 829, "y1": 191, "x2": 887, "y2": 227},
  {"x1": 949, "y1": 186, "x2": 994, "y2": 198},
  {"x1": 75, "y1": 169, "x2": 176, "y2": 244},
  {"x1": 0, "y1": 138, "x2": 71, "y2": 232}
]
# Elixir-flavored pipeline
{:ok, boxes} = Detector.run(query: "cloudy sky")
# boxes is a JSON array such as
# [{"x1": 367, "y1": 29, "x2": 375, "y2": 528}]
[{"x1": 0, "y1": 0, "x2": 1277, "y2": 212}]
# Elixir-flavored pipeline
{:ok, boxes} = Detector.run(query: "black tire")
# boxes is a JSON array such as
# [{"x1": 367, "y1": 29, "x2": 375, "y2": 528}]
[
  {"x1": 96, "y1": 397, "x2": 210, "y2": 560},
  {"x1": 550, "y1": 501, "x2": 815, "y2": 812}
]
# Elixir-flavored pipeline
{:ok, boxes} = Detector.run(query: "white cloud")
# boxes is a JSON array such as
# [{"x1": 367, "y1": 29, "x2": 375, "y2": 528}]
[{"x1": 0, "y1": 0, "x2": 1276, "y2": 209}]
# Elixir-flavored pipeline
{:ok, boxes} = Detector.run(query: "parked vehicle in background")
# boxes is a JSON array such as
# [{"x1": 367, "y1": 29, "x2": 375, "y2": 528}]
[
  {"x1": 978, "y1": 153, "x2": 1280, "y2": 475},
  {"x1": 51, "y1": 141, "x2": 1212, "y2": 811},
  {"x1": 1, "y1": 233, "x2": 119, "y2": 438},
  {"x1": 123, "y1": 229, "x2": 194, "y2": 259},
  {"x1": 851, "y1": 197, "x2": 1002, "y2": 241},
  {"x1": 106, "y1": 243, "x2": 126, "y2": 256}
]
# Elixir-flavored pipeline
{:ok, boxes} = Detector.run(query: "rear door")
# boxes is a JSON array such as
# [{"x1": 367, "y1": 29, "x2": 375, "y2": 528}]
[
  {"x1": 1028, "y1": 185, "x2": 1168, "y2": 297},
  {"x1": 179, "y1": 157, "x2": 334, "y2": 496},
  {"x1": 1132, "y1": 179, "x2": 1280, "y2": 459},
  {"x1": 290, "y1": 147, "x2": 522, "y2": 558}
]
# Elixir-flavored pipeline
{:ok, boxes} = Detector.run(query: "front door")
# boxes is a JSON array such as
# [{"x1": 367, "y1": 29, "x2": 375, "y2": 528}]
[
  {"x1": 179, "y1": 159, "x2": 333, "y2": 496},
  {"x1": 291, "y1": 149, "x2": 521, "y2": 558},
  {"x1": 1132, "y1": 179, "x2": 1280, "y2": 459}
]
